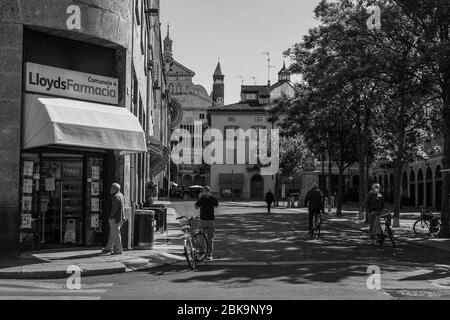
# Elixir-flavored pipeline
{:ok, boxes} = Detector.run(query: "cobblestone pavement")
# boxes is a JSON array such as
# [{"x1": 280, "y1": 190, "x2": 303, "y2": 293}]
[
  {"x1": 10, "y1": 201, "x2": 450, "y2": 300},
  {"x1": 170, "y1": 201, "x2": 450, "y2": 265}
]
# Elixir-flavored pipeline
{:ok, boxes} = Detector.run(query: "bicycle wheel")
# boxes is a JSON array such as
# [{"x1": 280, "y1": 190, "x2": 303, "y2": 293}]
[
  {"x1": 316, "y1": 224, "x2": 321, "y2": 239},
  {"x1": 413, "y1": 219, "x2": 430, "y2": 235},
  {"x1": 387, "y1": 227, "x2": 396, "y2": 248},
  {"x1": 192, "y1": 233, "x2": 208, "y2": 262},
  {"x1": 430, "y1": 218, "x2": 441, "y2": 236},
  {"x1": 377, "y1": 233, "x2": 385, "y2": 246},
  {"x1": 184, "y1": 238, "x2": 196, "y2": 270}
]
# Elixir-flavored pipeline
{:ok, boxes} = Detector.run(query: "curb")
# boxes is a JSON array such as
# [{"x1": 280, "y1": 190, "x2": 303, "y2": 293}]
[
  {"x1": 0, "y1": 258, "x2": 184, "y2": 279},
  {"x1": 0, "y1": 249, "x2": 186, "y2": 280}
]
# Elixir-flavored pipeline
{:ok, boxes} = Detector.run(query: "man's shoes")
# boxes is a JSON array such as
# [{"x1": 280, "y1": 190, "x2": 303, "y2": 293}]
[
  {"x1": 111, "y1": 251, "x2": 123, "y2": 255},
  {"x1": 101, "y1": 248, "x2": 111, "y2": 254},
  {"x1": 206, "y1": 256, "x2": 214, "y2": 261}
]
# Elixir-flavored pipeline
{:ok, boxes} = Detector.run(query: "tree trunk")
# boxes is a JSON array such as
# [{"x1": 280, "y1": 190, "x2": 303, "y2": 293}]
[
  {"x1": 393, "y1": 106, "x2": 406, "y2": 228},
  {"x1": 365, "y1": 154, "x2": 370, "y2": 223},
  {"x1": 358, "y1": 146, "x2": 366, "y2": 220},
  {"x1": 336, "y1": 162, "x2": 345, "y2": 216},
  {"x1": 328, "y1": 151, "x2": 333, "y2": 214},
  {"x1": 439, "y1": 82, "x2": 450, "y2": 238}
]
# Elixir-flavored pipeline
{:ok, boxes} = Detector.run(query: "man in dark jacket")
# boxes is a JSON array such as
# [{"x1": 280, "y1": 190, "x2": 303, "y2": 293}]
[
  {"x1": 365, "y1": 183, "x2": 385, "y2": 244},
  {"x1": 195, "y1": 186, "x2": 218, "y2": 260},
  {"x1": 265, "y1": 190, "x2": 275, "y2": 214},
  {"x1": 102, "y1": 183, "x2": 125, "y2": 255},
  {"x1": 304, "y1": 183, "x2": 324, "y2": 235}
]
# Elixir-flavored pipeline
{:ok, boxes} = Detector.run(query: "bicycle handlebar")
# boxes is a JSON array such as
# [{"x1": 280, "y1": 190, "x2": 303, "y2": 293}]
[{"x1": 176, "y1": 216, "x2": 200, "y2": 221}]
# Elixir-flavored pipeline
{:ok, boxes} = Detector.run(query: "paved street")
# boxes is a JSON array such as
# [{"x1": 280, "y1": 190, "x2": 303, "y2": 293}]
[{"x1": 2, "y1": 201, "x2": 450, "y2": 300}]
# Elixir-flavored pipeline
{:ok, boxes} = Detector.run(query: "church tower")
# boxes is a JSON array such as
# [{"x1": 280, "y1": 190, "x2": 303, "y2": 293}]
[
  {"x1": 278, "y1": 61, "x2": 290, "y2": 82},
  {"x1": 212, "y1": 61, "x2": 224, "y2": 106},
  {"x1": 163, "y1": 24, "x2": 173, "y2": 59}
]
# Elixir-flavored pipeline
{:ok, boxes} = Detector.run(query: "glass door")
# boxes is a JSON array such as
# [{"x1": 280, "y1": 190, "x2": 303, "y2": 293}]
[
  {"x1": 40, "y1": 157, "x2": 83, "y2": 245},
  {"x1": 85, "y1": 157, "x2": 105, "y2": 246}
]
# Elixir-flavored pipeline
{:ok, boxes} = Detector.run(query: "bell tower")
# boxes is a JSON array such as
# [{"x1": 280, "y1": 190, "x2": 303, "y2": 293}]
[
  {"x1": 163, "y1": 24, "x2": 173, "y2": 59},
  {"x1": 212, "y1": 61, "x2": 224, "y2": 106},
  {"x1": 278, "y1": 61, "x2": 290, "y2": 82}
]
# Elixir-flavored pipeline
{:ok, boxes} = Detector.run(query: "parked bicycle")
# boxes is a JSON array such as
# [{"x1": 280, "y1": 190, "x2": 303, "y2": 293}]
[
  {"x1": 375, "y1": 211, "x2": 396, "y2": 248},
  {"x1": 413, "y1": 207, "x2": 441, "y2": 236},
  {"x1": 176, "y1": 216, "x2": 208, "y2": 270},
  {"x1": 311, "y1": 212, "x2": 322, "y2": 239}
]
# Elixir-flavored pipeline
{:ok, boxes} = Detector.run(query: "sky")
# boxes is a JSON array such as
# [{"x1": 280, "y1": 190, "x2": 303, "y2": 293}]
[{"x1": 160, "y1": 0, "x2": 322, "y2": 105}]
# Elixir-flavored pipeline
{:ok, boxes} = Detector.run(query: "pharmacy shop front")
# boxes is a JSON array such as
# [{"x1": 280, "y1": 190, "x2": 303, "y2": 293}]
[{"x1": 19, "y1": 64, "x2": 146, "y2": 249}]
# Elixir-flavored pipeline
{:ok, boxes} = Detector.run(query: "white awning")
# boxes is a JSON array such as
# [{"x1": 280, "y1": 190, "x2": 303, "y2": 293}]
[{"x1": 22, "y1": 94, "x2": 147, "y2": 153}]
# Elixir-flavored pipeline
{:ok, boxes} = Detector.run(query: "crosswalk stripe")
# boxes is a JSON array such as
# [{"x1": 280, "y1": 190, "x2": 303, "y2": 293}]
[
  {"x1": 0, "y1": 296, "x2": 102, "y2": 300},
  {"x1": 0, "y1": 280, "x2": 114, "y2": 290},
  {"x1": 0, "y1": 287, "x2": 107, "y2": 294}
]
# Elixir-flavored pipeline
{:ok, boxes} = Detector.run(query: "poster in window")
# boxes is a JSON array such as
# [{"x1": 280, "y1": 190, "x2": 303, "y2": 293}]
[
  {"x1": 45, "y1": 178, "x2": 55, "y2": 191},
  {"x1": 23, "y1": 161, "x2": 33, "y2": 176},
  {"x1": 22, "y1": 196, "x2": 32, "y2": 211},
  {"x1": 91, "y1": 198, "x2": 100, "y2": 212},
  {"x1": 91, "y1": 214, "x2": 100, "y2": 228},
  {"x1": 40, "y1": 200, "x2": 48, "y2": 212},
  {"x1": 21, "y1": 214, "x2": 32, "y2": 229},
  {"x1": 92, "y1": 166, "x2": 100, "y2": 180},
  {"x1": 23, "y1": 179, "x2": 33, "y2": 194},
  {"x1": 91, "y1": 182, "x2": 99, "y2": 196}
]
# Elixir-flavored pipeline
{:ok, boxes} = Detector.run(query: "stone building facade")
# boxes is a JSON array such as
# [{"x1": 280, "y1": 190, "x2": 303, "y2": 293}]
[
  {"x1": 163, "y1": 27, "x2": 218, "y2": 192},
  {"x1": 0, "y1": 0, "x2": 168, "y2": 256}
]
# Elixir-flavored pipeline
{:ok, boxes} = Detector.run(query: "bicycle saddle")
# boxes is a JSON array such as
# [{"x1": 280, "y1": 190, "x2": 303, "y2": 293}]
[{"x1": 181, "y1": 225, "x2": 190, "y2": 232}]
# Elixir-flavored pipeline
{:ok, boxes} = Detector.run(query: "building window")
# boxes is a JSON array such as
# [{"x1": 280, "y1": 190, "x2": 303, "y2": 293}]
[
  {"x1": 246, "y1": 93, "x2": 257, "y2": 100},
  {"x1": 228, "y1": 117, "x2": 235, "y2": 122},
  {"x1": 135, "y1": 0, "x2": 141, "y2": 25},
  {"x1": 225, "y1": 126, "x2": 239, "y2": 164},
  {"x1": 255, "y1": 116, "x2": 263, "y2": 122}
]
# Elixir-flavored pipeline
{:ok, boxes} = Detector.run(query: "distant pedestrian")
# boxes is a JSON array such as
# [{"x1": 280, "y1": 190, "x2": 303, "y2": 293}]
[
  {"x1": 304, "y1": 183, "x2": 324, "y2": 236},
  {"x1": 365, "y1": 183, "x2": 385, "y2": 245},
  {"x1": 195, "y1": 186, "x2": 218, "y2": 260},
  {"x1": 102, "y1": 183, "x2": 125, "y2": 255},
  {"x1": 265, "y1": 190, "x2": 275, "y2": 214}
]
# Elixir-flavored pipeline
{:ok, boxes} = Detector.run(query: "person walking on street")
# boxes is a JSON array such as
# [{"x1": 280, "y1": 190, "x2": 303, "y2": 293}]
[
  {"x1": 304, "y1": 183, "x2": 324, "y2": 236},
  {"x1": 365, "y1": 183, "x2": 385, "y2": 245},
  {"x1": 265, "y1": 190, "x2": 275, "y2": 214},
  {"x1": 102, "y1": 183, "x2": 125, "y2": 255},
  {"x1": 195, "y1": 186, "x2": 218, "y2": 260}
]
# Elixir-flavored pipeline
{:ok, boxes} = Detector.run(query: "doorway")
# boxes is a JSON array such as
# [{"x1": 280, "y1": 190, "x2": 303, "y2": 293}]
[
  {"x1": 250, "y1": 174, "x2": 264, "y2": 199},
  {"x1": 21, "y1": 150, "x2": 108, "y2": 249}
]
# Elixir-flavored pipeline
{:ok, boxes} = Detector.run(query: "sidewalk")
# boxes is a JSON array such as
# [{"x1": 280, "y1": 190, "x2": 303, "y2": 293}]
[
  {"x1": 289, "y1": 207, "x2": 450, "y2": 254},
  {"x1": 0, "y1": 202, "x2": 185, "y2": 279}
]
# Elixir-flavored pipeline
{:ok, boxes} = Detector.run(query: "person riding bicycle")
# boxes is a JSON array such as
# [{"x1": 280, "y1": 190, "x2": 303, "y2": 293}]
[
  {"x1": 304, "y1": 183, "x2": 324, "y2": 237},
  {"x1": 365, "y1": 183, "x2": 385, "y2": 245},
  {"x1": 195, "y1": 186, "x2": 218, "y2": 260}
]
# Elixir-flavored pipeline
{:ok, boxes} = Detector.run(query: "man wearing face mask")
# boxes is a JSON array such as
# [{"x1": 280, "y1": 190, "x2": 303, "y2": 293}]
[{"x1": 365, "y1": 183, "x2": 385, "y2": 245}]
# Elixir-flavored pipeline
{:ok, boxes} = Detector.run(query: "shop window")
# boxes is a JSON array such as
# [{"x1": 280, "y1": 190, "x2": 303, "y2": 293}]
[{"x1": 135, "y1": 0, "x2": 141, "y2": 25}]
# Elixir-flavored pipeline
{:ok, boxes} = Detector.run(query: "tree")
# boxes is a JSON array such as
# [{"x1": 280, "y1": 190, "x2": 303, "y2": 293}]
[
  {"x1": 279, "y1": 133, "x2": 311, "y2": 177},
  {"x1": 393, "y1": 0, "x2": 450, "y2": 237}
]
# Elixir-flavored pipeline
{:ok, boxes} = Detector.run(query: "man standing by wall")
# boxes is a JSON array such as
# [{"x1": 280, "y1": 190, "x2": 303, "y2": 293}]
[
  {"x1": 304, "y1": 183, "x2": 324, "y2": 236},
  {"x1": 195, "y1": 186, "x2": 218, "y2": 260},
  {"x1": 102, "y1": 183, "x2": 125, "y2": 255}
]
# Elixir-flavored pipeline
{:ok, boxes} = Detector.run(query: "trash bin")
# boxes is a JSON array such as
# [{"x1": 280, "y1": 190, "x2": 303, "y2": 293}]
[
  {"x1": 134, "y1": 210, "x2": 155, "y2": 249},
  {"x1": 142, "y1": 206, "x2": 167, "y2": 233}
]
